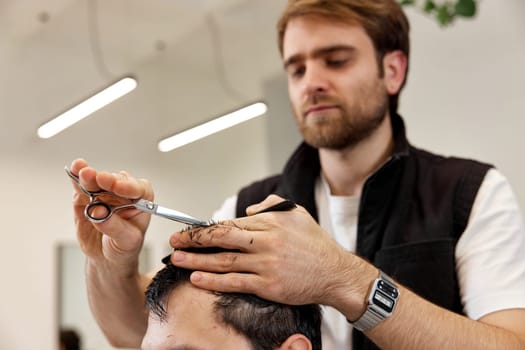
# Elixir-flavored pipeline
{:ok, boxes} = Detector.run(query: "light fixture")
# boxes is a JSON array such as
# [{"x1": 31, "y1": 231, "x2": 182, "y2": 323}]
[
  {"x1": 37, "y1": 76, "x2": 137, "y2": 139},
  {"x1": 158, "y1": 101, "x2": 268, "y2": 152}
]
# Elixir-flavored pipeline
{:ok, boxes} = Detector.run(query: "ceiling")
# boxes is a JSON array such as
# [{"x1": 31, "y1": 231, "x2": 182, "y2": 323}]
[
  {"x1": 3, "y1": 1, "x2": 524, "y2": 174},
  {"x1": 0, "y1": 0, "x2": 287, "y2": 162}
]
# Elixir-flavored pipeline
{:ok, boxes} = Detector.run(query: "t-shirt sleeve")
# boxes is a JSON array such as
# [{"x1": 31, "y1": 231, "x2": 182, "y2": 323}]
[
  {"x1": 211, "y1": 195, "x2": 237, "y2": 221},
  {"x1": 456, "y1": 168, "x2": 525, "y2": 320}
]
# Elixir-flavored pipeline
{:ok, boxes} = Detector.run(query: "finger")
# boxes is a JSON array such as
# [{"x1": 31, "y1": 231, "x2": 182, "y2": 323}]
[
  {"x1": 170, "y1": 222, "x2": 257, "y2": 250},
  {"x1": 70, "y1": 158, "x2": 89, "y2": 175},
  {"x1": 68, "y1": 159, "x2": 89, "y2": 193},
  {"x1": 76, "y1": 220, "x2": 103, "y2": 257},
  {"x1": 78, "y1": 166, "x2": 102, "y2": 192},
  {"x1": 230, "y1": 202, "x2": 308, "y2": 232},
  {"x1": 245, "y1": 194, "x2": 285, "y2": 216},
  {"x1": 72, "y1": 184, "x2": 90, "y2": 206},
  {"x1": 96, "y1": 171, "x2": 153, "y2": 200},
  {"x1": 189, "y1": 271, "x2": 260, "y2": 295},
  {"x1": 171, "y1": 209, "x2": 302, "y2": 250},
  {"x1": 169, "y1": 249, "x2": 257, "y2": 273},
  {"x1": 73, "y1": 193, "x2": 90, "y2": 224},
  {"x1": 93, "y1": 216, "x2": 145, "y2": 252}
]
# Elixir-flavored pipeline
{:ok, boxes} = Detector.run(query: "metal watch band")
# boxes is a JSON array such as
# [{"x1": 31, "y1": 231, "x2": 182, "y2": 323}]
[{"x1": 352, "y1": 271, "x2": 399, "y2": 332}]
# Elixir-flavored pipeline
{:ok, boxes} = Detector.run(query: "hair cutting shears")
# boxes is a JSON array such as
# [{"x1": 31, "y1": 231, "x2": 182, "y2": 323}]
[{"x1": 65, "y1": 166, "x2": 215, "y2": 227}]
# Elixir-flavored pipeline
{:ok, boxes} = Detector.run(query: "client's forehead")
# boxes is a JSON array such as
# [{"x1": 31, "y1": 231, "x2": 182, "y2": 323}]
[{"x1": 142, "y1": 283, "x2": 253, "y2": 350}]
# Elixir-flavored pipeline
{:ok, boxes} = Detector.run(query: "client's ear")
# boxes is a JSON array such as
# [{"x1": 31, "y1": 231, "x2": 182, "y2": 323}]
[{"x1": 278, "y1": 333, "x2": 312, "y2": 350}]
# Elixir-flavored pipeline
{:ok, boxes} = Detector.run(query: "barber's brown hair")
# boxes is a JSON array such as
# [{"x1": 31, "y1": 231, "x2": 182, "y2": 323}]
[{"x1": 277, "y1": 0, "x2": 410, "y2": 113}]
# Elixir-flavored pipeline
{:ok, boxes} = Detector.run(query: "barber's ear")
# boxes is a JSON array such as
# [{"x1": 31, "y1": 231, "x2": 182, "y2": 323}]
[
  {"x1": 278, "y1": 334, "x2": 312, "y2": 350},
  {"x1": 382, "y1": 50, "x2": 407, "y2": 95}
]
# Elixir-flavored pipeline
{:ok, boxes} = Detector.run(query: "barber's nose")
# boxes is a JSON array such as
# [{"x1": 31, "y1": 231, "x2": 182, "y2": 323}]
[{"x1": 302, "y1": 65, "x2": 329, "y2": 96}]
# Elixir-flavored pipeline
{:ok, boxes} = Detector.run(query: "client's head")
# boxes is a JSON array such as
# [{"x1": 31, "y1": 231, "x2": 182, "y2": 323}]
[{"x1": 142, "y1": 248, "x2": 322, "y2": 350}]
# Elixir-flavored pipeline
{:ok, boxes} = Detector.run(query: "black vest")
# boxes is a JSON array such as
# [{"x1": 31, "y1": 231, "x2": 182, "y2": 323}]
[{"x1": 236, "y1": 115, "x2": 491, "y2": 349}]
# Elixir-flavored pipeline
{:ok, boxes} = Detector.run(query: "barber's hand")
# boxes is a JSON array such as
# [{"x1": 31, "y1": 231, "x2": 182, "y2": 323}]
[
  {"x1": 168, "y1": 194, "x2": 373, "y2": 314},
  {"x1": 69, "y1": 159, "x2": 153, "y2": 271}
]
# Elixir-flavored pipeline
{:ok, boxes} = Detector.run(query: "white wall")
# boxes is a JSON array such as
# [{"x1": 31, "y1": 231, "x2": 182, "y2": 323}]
[
  {"x1": 0, "y1": 1, "x2": 524, "y2": 349},
  {"x1": 0, "y1": 47, "x2": 271, "y2": 350},
  {"x1": 401, "y1": 1, "x2": 525, "y2": 205}
]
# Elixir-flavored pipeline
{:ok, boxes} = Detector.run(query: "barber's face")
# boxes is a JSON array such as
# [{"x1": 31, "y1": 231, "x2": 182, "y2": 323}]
[
  {"x1": 141, "y1": 284, "x2": 253, "y2": 350},
  {"x1": 283, "y1": 15, "x2": 390, "y2": 150}
]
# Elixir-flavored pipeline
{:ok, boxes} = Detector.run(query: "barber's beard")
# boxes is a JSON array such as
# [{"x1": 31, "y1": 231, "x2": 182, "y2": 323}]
[{"x1": 296, "y1": 85, "x2": 389, "y2": 150}]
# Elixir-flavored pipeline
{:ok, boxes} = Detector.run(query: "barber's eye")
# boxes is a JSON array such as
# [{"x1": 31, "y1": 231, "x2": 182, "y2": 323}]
[
  {"x1": 326, "y1": 59, "x2": 348, "y2": 67},
  {"x1": 290, "y1": 66, "x2": 305, "y2": 78}
]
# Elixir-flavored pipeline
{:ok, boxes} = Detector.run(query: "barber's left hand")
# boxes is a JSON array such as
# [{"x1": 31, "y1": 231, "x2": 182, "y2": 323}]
[{"x1": 168, "y1": 194, "x2": 373, "y2": 315}]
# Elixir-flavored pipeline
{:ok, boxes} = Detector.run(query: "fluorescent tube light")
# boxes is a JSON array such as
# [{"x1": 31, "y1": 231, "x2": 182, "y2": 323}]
[
  {"x1": 158, "y1": 101, "x2": 268, "y2": 152},
  {"x1": 37, "y1": 76, "x2": 137, "y2": 139}
]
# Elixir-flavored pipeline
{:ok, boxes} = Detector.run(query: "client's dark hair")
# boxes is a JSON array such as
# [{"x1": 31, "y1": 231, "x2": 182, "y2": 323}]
[
  {"x1": 59, "y1": 328, "x2": 81, "y2": 350},
  {"x1": 146, "y1": 248, "x2": 322, "y2": 350}
]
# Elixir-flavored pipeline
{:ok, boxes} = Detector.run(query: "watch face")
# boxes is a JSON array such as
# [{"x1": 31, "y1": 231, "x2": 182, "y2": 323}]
[
  {"x1": 372, "y1": 290, "x2": 395, "y2": 313},
  {"x1": 372, "y1": 279, "x2": 398, "y2": 313},
  {"x1": 378, "y1": 279, "x2": 399, "y2": 298}
]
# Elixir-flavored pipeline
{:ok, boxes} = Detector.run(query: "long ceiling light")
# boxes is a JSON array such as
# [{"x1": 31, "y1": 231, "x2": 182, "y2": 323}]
[
  {"x1": 158, "y1": 101, "x2": 268, "y2": 152},
  {"x1": 37, "y1": 76, "x2": 137, "y2": 139}
]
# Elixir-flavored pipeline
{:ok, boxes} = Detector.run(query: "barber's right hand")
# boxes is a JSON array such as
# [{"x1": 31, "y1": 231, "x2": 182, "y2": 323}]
[{"x1": 68, "y1": 159, "x2": 153, "y2": 270}]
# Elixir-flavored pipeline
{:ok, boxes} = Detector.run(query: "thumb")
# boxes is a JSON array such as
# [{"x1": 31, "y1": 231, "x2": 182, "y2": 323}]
[{"x1": 245, "y1": 194, "x2": 286, "y2": 216}]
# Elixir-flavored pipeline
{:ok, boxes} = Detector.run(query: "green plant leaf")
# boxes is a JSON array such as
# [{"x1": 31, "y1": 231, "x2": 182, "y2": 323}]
[
  {"x1": 436, "y1": 5, "x2": 454, "y2": 26},
  {"x1": 399, "y1": 0, "x2": 478, "y2": 26},
  {"x1": 455, "y1": 0, "x2": 476, "y2": 17},
  {"x1": 399, "y1": 0, "x2": 416, "y2": 5},
  {"x1": 424, "y1": 0, "x2": 436, "y2": 13}
]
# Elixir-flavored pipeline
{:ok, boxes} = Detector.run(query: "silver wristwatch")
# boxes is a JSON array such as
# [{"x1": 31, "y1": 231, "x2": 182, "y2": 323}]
[{"x1": 352, "y1": 271, "x2": 400, "y2": 332}]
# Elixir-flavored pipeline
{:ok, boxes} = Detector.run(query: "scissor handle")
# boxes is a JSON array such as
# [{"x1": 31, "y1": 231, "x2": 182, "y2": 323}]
[
  {"x1": 85, "y1": 200, "x2": 140, "y2": 223},
  {"x1": 85, "y1": 201, "x2": 114, "y2": 223}
]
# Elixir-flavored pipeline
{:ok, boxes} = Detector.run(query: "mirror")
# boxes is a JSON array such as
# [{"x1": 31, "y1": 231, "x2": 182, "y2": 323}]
[{"x1": 57, "y1": 243, "x2": 153, "y2": 350}]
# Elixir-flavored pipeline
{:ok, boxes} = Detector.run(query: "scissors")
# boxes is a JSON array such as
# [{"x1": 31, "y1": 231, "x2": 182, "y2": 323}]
[{"x1": 65, "y1": 166, "x2": 215, "y2": 227}]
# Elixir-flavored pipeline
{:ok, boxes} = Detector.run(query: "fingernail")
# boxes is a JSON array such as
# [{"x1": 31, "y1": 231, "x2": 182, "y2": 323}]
[
  {"x1": 172, "y1": 251, "x2": 185, "y2": 262},
  {"x1": 191, "y1": 272, "x2": 202, "y2": 282}
]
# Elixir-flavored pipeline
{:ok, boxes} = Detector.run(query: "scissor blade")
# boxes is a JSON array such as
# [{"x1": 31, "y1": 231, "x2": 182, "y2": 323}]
[
  {"x1": 65, "y1": 166, "x2": 80, "y2": 184},
  {"x1": 135, "y1": 199, "x2": 211, "y2": 227},
  {"x1": 65, "y1": 166, "x2": 94, "y2": 198}
]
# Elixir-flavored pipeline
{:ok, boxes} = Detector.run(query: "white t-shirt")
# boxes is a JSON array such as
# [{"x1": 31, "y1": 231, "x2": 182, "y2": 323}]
[{"x1": 212, "y1": 168, "x2": 525, "y2": 349}]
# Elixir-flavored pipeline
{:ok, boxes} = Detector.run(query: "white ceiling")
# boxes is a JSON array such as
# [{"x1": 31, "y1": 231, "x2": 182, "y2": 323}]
[
  {"x1": 0, "y1": 0, "x2": 286, "y2": 162},
  {"x1": 2, "y1": 1, "x2": 525, "y2": 182}
]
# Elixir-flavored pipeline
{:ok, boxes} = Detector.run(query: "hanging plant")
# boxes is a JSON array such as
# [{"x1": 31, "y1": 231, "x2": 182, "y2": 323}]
[{"x1": 399, "y1": 0, "x2": 478, "y2": 26}]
